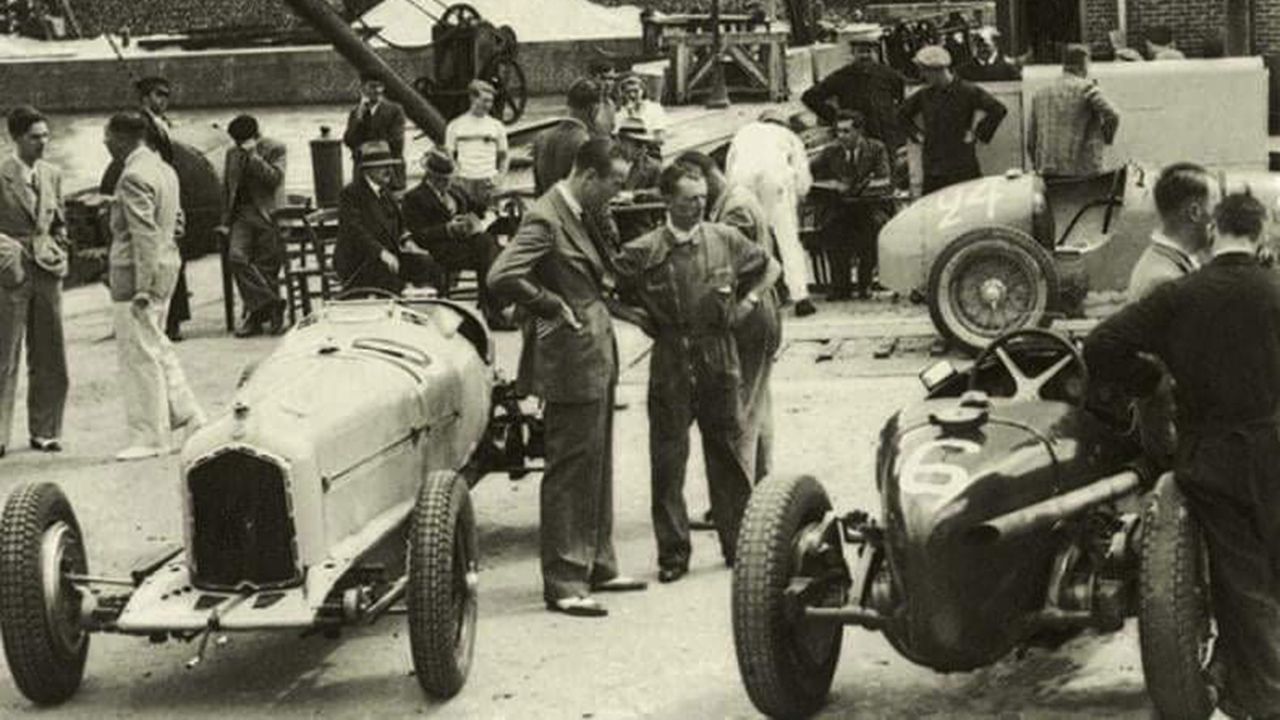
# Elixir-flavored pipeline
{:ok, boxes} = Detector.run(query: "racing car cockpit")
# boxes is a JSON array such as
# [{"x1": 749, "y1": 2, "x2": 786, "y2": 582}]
[{"x1": 1034, "y1": 165, "x2": 1130, "y2": 251}]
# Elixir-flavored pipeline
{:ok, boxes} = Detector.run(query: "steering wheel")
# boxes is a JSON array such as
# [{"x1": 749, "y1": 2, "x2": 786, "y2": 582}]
[
  {"x1": 334, "y1": 287, "x2": 401, "y2": 301},
  {"x1": 968, "y1": 328, "x2": 1088, "y2": 407}
]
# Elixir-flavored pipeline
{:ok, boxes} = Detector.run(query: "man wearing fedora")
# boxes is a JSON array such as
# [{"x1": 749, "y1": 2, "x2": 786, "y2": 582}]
[
  {"x1": 0, "y1": 105, "x2": 69, "y2": 458},
  {"x1": 402, "y1": 149, "x2": 510, "y2": 329},
  {"x1": 334, "y1": 140, "x2": 415, "y2": 295},
  {"x1": 899, "y1": 45, "x2": 1008, "y2": 194}
]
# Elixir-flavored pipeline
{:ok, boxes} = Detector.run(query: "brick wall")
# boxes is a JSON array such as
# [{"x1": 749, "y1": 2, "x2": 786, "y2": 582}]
[
  {"x1": 1082, "y1": 0, "x2": 1119, "y2": 52},
  {"x1": 1120, "y1": 0, "x2": 1224, "y2": 56},
  {"x1": 1255, "y1": 0, "x2": 1280, "y2": 54}
]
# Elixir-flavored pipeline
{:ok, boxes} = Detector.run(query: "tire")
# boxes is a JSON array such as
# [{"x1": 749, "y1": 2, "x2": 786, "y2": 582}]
[
  {"x1": 927, "y1": 226, "x2": 1059, "y2": 355},
  {"x1": 1138, "y1": 473, "x2": 1215, "y2": 720},
  {"x1": 484, "y1": 56, "x2": 528, "y2": 125},
  {"x1": 732, "y1": 475, "x2": 842, "y2": 719},
  {"x1": 0, "y1": 483, "x2": 89, "y2": 705},
  {"x1": 407, "y1": 470, "x2": 478, "y2": 699}
]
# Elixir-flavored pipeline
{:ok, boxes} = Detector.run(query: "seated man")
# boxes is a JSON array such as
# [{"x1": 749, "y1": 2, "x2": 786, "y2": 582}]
[
  {"x1": 809, "y1": 110, "x2": 893, "y2": 300},
  {"x1": 401, "y1": 149, "x2": 510, "y2": 329},
  {"x1": 333, "y1": 140, "x2": 437, "y2": 296}
]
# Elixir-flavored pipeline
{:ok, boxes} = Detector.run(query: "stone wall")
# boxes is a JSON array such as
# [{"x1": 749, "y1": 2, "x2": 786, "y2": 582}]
[{"x1": 0, "y1": 37, "x2": 643, "y2": 112}]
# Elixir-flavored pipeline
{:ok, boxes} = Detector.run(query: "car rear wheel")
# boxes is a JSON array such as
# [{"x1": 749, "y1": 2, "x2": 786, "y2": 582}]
[
  {"x1": 407, "y1": 470, "x2": 478, "y2": 699},
  {"x1": 0, "y1": 482, "x2": 89, "y2": 706},
  {"x1": 733, "y1": 475, "x2": 842, "y2": 719},
  {"x1": 1138, "y1": 473, "x2": 1215, "y2": 720},
  {"x1": 928, "y1": 226, "x2": 1059, "y2": 354}
]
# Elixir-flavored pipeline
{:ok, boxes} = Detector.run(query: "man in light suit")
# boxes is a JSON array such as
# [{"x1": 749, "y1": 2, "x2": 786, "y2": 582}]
[
  {"x1": 343, "y1": 75, "x2": 408, "y2": 190},
  {"x1": 487, "y1": 138, "x2": 647, "y2": 617},
  {"x1": 217, "y1": 114, "x2": 287, "y2": 337},
  {"x1": 105, "y1": 113, "x2": 205, "y2": 461},
  {"x1": 0, "y1": 105, "x2": 69, "y2": 458},
  {"x1": 135, "y1": 75, "x2": 191, "y2": 342}
]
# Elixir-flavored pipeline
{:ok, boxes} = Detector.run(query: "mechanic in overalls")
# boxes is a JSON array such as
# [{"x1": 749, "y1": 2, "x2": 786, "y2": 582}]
[
  {"x1": 1085, "y1": 192, "x2": 1280, "y2": 719},
  {"x1": 612, "y1": 163, "x2": 781, "y2": 583}
]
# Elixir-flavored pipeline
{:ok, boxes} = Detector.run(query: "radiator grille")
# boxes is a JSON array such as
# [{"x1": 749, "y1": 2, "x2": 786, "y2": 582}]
[{"x1": 187, "y1": 451, "x2": 300, "y2": 590}]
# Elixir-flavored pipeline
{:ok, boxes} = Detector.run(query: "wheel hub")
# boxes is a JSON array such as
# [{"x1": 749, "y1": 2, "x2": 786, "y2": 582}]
[
  {"x1": 41, "y1": 522, "x2": 87, "y2": 656},
  {"x1": 980, "y1": 277, "x2": 1007, "y2": 309}
]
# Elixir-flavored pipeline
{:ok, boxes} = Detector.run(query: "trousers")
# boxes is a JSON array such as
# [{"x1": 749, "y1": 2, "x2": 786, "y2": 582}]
[
  {"x1": 649, "y1": 334, "x2": 754, "y2": 568},
  {"x1": 746, "y1": 175, "x2": 810, "y2": 303},
  {"x1": 541, "y1": 387, "x2": 619, "y2": 602},
  {"x1": 1180, "y1": 426, "x2": 1280, "y2": 717},
  {"x1": 734, "y1": 293, "x2": 780, "y2": 482},
  {"x1": 228, "y1": 209, "x2": 283, "y2": 320},
  {"x1": 113, "y1": 299, "x2": 202, "y2": 449},
  {"x1": 0, "y1": 262, "x2": 67, "y2": 446}
]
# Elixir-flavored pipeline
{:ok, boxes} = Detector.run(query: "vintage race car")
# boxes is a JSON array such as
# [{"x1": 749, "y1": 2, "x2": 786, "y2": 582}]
[
  {"x1": 732, "y1": 329, "x2": 1214, "y2": 718},
  {"x1": 878, "y1": 163, "x2": 1280, "y2": 352},
  {"x1": 0, "y1": 296, "x2": 541, "y2": 706}
]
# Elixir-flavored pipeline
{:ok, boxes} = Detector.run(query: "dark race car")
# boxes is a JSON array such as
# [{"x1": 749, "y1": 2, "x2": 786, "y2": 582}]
[{"x1": 732, "y1": 328, "x2": 1214, "y2": 719}]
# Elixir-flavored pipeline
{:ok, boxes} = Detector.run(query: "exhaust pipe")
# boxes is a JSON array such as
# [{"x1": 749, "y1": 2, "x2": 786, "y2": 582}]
[{"x1": 964, "y1": 469, "x2": 1142, "y2": 546}]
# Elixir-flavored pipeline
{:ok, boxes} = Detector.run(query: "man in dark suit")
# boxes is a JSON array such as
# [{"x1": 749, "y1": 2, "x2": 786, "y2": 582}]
[
  {"x1": 343, "y1": 75, "x2": 408, "y2": 190},
  {"x1": 487, "y1": 138, "x2": 647, "y2": 617},
  {"x1": 217, "y1": 114, "x2": 287, "y2": 337},
  {"x1": 333, "y1": 140, "x2": 412, "y2": 295},
  {"x1": 401, "y1": 149, "x2": 509, "y2": 328},
  {"x1": 810, "y1": 110, "x2": 894, "y2": 300},
  {"x1": 1084, "y1": 192, "x2": 1280, "y2": 720},
  {"x1": 532, "y1": 79, "x2": 606, "y2": 196},
  {"x1": 135, "y1": 75, "x2": 191, "y2": 341}
]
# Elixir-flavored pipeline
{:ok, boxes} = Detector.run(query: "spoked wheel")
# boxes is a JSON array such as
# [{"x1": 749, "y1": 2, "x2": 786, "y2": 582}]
[
  {"x1": 733, "y1": 475, "x2": 842, "y2": 719},
  {"x1": 968, "y1": 327, "x2": 1088, "y2": 407},
  {"x1": 1138, "y1": 473, "x2": 1216, "y2": 720},
  {"x1": 928, "y1": 226, "x2": 1058, "y2": 354},
  {"x1": 438, "y1": 3, "x2": 482, "y2": 28},
  {"x1": 0, "y1": 483, "x2": 90, "y2": 705},
  {"x1": 407, "y1": 470, "x2": 479, "y2": 698},
  {"x1": 484, "y1": 56, "x2": 528, "y2": 125}
]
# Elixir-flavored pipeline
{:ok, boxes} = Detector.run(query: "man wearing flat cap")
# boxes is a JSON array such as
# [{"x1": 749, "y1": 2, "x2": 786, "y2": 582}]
[
  {"x1": 402, "y1": 149, "x2": 509, "y2": 328},
  {"x1": 899, "y1": 44, "x2": 1008, "y2": 194},
  {"x1": 334, "y1": 140, "x2": 414, "y2": 295}
]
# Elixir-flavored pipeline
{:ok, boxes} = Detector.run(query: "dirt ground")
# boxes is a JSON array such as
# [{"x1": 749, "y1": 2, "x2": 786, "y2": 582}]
[{"x1": 0, "y1": 257, "x2": 1156, "y2": 719}]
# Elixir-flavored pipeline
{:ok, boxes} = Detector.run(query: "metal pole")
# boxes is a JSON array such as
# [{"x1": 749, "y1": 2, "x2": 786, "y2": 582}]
[
  {"x1": 281, "y1": 0, "x2": 448, "y2": 143},
  {"x1": 705, "y1": 0, "x2": 731, "y2": 109}
]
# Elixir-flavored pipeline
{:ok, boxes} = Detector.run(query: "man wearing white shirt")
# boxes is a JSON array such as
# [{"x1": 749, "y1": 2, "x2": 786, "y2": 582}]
[
  {"x1": 617, "y1": 74, "x2": 668, "y2": 145},
  {"x1": 444, "y1": 80, "x2": 508, "y2": 208},
  {"x1": 726, "y1": 108, "x2": 816, "y2": 316}
]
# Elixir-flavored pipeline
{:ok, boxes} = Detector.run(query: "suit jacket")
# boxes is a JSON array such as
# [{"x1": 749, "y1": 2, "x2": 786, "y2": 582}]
[
  {"x1": 713, "y1": 184, "x2": 782, "y2": 357},
  {"x1": 343, "y1": 99, "x2": 407, "y2": 186},
  {"x1": 108, "y1": 146, "x2": 181, "y2": 302},
  {"x1": 142, "y1": 109, "x2": 175, "y2": 165},
  {"x1": 334, "y1": 179, "x2": 404, "y2": 294},
  {"x1": 402, "y1": 180, "x2": 480, "y2": 249},
  {"x1": 487, "y1": 185, "x2": 617, "y2": 402},
  {"x1": 533, "y1": 118, "x2": 591, "y2": 195},
  {"x1": 800, "y1": 59, "x2": 908, "y2": 148},
  {"x1": 221, "y1": 137, "x2": 287, "y2": 225},
  {"x1": 810, "y1": 137, "x2": 893, "y2": 225},
  {"x1": 1028, "y1": 74, "x2": 1121, "y2": 177},
  {"x1": 0, "y1": 156, "x2": 65, "y2": 242}
]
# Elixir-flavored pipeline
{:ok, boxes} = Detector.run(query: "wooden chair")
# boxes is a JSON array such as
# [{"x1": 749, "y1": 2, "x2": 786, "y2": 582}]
[{"x1": 277, "y1": 206, "x2": 339, "y2": 324}]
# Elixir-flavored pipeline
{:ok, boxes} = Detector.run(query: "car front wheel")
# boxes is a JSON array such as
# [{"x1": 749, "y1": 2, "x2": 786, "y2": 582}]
[
  {"x1": 732, "y1": 474, "x2": 842, "y2": 719},
  {"x1": 0, "y1": 482, "x2": 90, "y2": 706},
  {"x1": 407, "y1": 469, "x2": 478, "y2": 698}
]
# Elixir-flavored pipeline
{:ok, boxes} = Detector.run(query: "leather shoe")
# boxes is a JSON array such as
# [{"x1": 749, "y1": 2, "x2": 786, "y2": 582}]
[
  {"x1": 591, "y1": 576, "x2": 647, "y2": 593},
  {"x1": 235, "y1": 319, "x2": 263, "y2": 338},
  {"x1": 795, "y1": 299, "x2": 818, "y2": 317},
  {"x1": 545, "y1": 596, "x2": 608, "y2": 617},
  {"x1": 657, "y1": 565, "x2": 688, "y2": 583},
  {"x1": 29, "y1": 437, "x2": 62, "y2": 452},
  {"x1": 268, "y1": 306, "x2": 287, "y2": 336},
  {"x1": 115, "y1": 445, "x2": 165, "y2": 462},
  {"x1": 0, "y1": 445, "x2": 6, "y2": 458}
]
